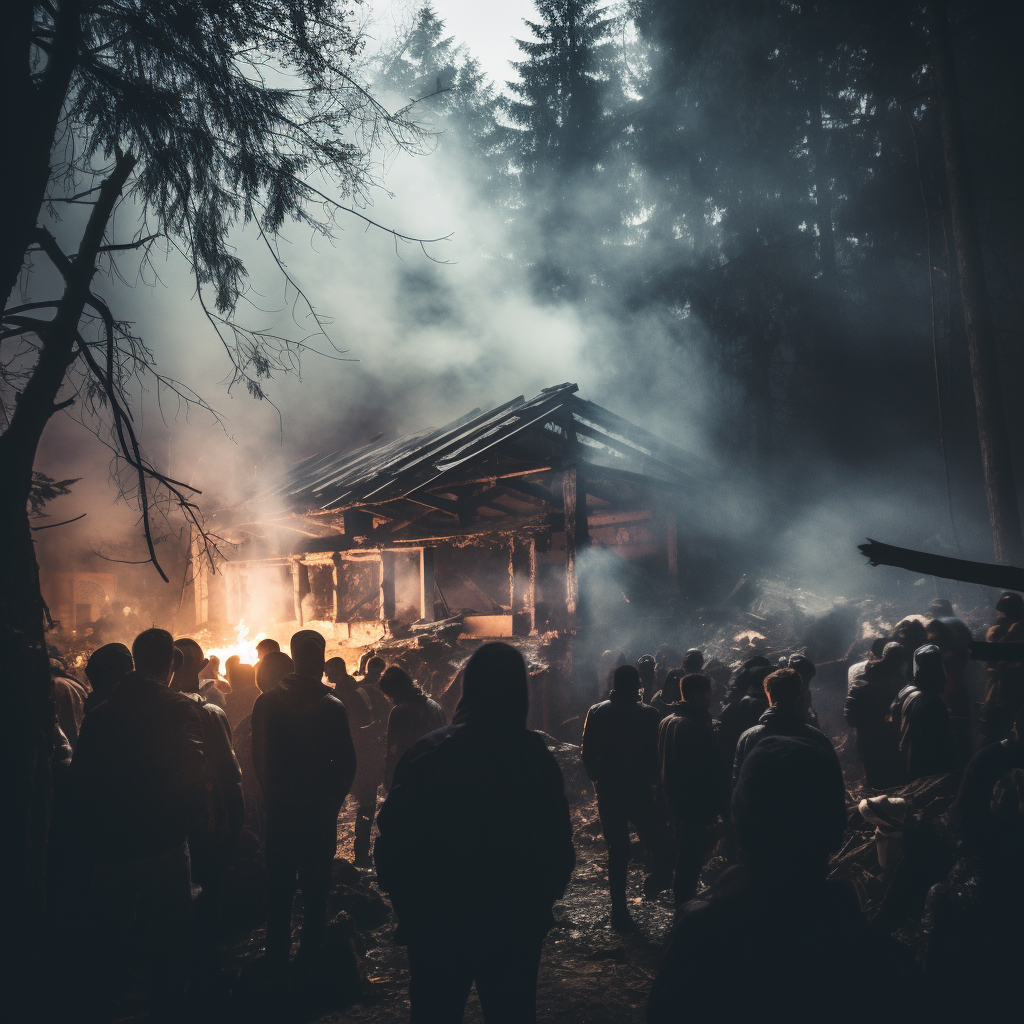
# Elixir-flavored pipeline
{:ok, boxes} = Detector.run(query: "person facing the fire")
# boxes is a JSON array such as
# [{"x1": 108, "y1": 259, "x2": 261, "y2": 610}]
[
  {"x1": 581, "y1": 663, "x2": 673, "y2": 931},
  {"x1": 379, "y1": 665, "x2": 446, "y2": 791},
  {"x1": 658, "y1": 672, "x2": 729, "y2": 906},
  {"x1": 251, "y1": 629, "x2": 357, "y2": 980},
  {"x1": 374, "y1": 642, "x2": 575, "y2": 1024},
  {"x1": 893, "y1": 644, "x2": 957, "y2": 781},
  {"x1": 982, "y1": 591, "x2": 1024, "y2": 745}
]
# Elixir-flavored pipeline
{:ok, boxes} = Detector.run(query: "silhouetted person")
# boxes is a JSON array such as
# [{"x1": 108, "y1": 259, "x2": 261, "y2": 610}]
[
  {"x1": 682, "y1": 649, "x2": 704, "y2": 674},
  {"x1": 717, "y1": 657, "x2": 772, "y2": 762},
  {"x1": 173, "y1": 637, "x2": 245, "y2": 979},
  {"x1": 926, "y1": 617, "x2": 972, "y2": 764},
  {"x1": 651, "y1": 668, "x2": 683, "y2": 718},
  {"x1": 844, "y1": 642, "x2": 906, "y2": 788},
  {"x1": 787, "y1": 654, "x2": 821, "y2": 728},
  {"x1": 581, "y1": 664, "x2": 673, "y2": 931},
  {"x1": 72, "y1": 628, "x2": 207, "y2": 1022},
  {"x1": 659, "y1": 673, "x2": 729, "y2": 906},
  {"x1": 326, "y1": 656, "x2": 387, "y2": 867},
  {"x1": 379, "y1": 665, "x2": 446, "y2": 791},
  {"x1": 982, "y1": 591, "x2": 1024, "y2": 744},
  {"x1": 83, "y1": 642, "x2": 133, "y2": 716},
  {"x1": 597, "y1": 649, "x2": 627, "y2": 699},
  {"x1": 648, "y1": 737, "x2": 923, "y2": 1022},
  {"x1": 893, "y1": 645, "x2": 957, "y2": 781},
  {"x1": 252, "y1": 630, "x2": 356, "y2": 977},
  {"x1": 733, "y1": 668, "x2": 838, "y2": 783},
  {"x1": 654, "y1": 644, "x2": 681, "y2": 690},
  {"x1": 256, "y1": 637, "x2": 281, "y2": 661},
  {"x1": 52, "y1": 664, "x2": 86, "y2": 750},
  {"x1": 225, "y1": 656, "x2": 258, "y2": 730},
  {"x1": 638, "y1": 654, "x2": 657, "y2": 704},
  {"x1": 375, "y1": 642, "x2": 575, "y2": 1024}
]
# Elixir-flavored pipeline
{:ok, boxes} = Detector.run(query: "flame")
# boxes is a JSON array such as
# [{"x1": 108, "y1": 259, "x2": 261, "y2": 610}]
[{"x1": 206, "y1": 620, "x2": 266, "y2": 672}]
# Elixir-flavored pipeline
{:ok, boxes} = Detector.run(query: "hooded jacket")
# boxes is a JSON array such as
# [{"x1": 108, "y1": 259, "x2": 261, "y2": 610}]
[
  {"x1": 733, "y1": 706, "x2": 838, "y2": 784},
  {"x1": 374, "y1": 643, "x2": 575, "y2": 942},
  {"x1": 251, "y1": 671, "x2": 357, "y2": 818},
  {"x1": 581, "y1": 689, "x2": 662, "y2": 793},
  {"x1": 384, "y1": 685, "x2": 446, "y2": 790},
  {"x1": 658, "y1": 702, "x2": 729, "y2": 826},
  {"x1": 896, "y1": 646, "x2": 957, "y2": 779}
]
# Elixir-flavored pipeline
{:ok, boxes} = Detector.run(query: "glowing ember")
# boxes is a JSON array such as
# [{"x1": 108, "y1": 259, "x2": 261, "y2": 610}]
[{"x1": 206, "y1": 620, "x2": 266, "y2": 671}]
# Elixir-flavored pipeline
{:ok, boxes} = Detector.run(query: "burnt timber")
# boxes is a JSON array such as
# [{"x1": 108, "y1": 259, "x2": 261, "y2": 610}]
[{"x1": 200, "y1": 384, "x2": 706, "y2": 641}]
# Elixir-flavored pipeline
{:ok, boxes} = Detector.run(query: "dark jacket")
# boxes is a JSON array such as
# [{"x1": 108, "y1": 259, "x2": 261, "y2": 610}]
[
  {"x1": 844, "y1": 670, "x2": 902, "y2": 788},
  {"x1": 581, "y1": 691, "x2": 661, "y2": 794},
  {"x1": 953, "y1": 737, "x2": 1024, "y2": 855},
  {"x1": 717, "y1": 690, "x2": 769, "y2": 762},
  {"x1": 71, "y1": 671, "x2": 207, "y2": 861},
  {"x1": 658, "y1": 703, "x2": 729, "y2": 826},
  {"x1": 375, "y1": 659, "x2": 574, "y2": 944},
  {"x1": 647, "y1": 867, "x2": 925, "y2": 1022},
  {"x1": 336, "y1": 678, "x2": 388, "y2": 778},
  {"x1": 896, "y1": 685, "x2": 957, "y2": 780},
  {"x1": 385, "y1": 691, "x2": 446, "y2": 789},
  {"x1": 251, "y1": 672, "x2": 357, "y2": 819},
  {"x1": 733, "y1": 707, "x2": 837, "y2": 784}
]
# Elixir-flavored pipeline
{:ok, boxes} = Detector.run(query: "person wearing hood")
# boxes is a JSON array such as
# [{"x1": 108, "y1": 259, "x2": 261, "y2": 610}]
[
  {"x1": 581, "y1": 664, "x2": 673, "y2": 931},
  {"x1": 379, "y1": 665, "x2": 446, "y2": 791},
  {"x1": 83, "y1": 642, "x2": 133, "y2": 716},
  {"x1": 72, "y1": 628, "x2": 207, "y2": 1021},
  {"x1": 251, "y1": 630, "x2": 356, "y2": 977},
  {"x1": 844, "y1": 642, "x2": 906, "y2": 788},
  {"x1": 717, "y1": 658, "x2": 772, "y2": 762},
  {"x1": 659, "y1": 673, "x2": 730, "y2": 906},
  {"x1": 375, "y1": 642, "x2": 574, "y2": 1024},
  {"x1": 647, "y1": 737, "x2": 923, "y2": 1022},
  {"x1": 892, "y1": 645, "x2": 957, "y2": 781},
  {"x1": 733, "y1": 669, "x2": 838, "y2": 784}
]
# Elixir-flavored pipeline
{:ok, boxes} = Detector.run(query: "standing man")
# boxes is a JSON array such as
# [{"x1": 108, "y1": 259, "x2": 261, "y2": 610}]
[
  {"x1": 581, "y1": 664, "x2": 673, "y2": 931},
  {"x1": 252, "y1": 630, "x2": 357, "y2": 978},
  {"x1": 379, "y1": 666, "x2": 446, "y2": 791},
  {"x1": 659, "y1": 673, "x2": 730, "y2": 906},
  {"x1": 73, "y1": 628, "x2": 207, "y2": 1022},
  {"x1": 982, "y1": 592, "x2": 1024, "y2": 744}
]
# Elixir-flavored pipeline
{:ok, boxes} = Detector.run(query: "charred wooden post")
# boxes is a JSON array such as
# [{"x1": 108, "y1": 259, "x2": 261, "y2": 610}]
[
  {"x1": 419, "y1": 547, "x2": 436, "y2": 622},
  {"x1": 563, "y1": 464, "x2": 589, "y2": 622},
  {"x1": 331, "y1": 552, "x2": 347, "y2": 623},
  {"x1": 511, "y1": 535, "x2": 536, "y2": 636},
  {"x1": 290, "y1": 558, "x2": 308, "y2": 625},
  {"x1": 379, "y1": 549, "x2": 397, "y2": 624}
]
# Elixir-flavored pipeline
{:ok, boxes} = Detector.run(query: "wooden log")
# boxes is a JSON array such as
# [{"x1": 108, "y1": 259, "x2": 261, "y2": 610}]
[
  {"x1": 859, "y1": 538, "x2": 1024, "y2": 592},
  {"x1": 290, "y1": 559, "x2": 307, "y2": 625},
  {"x1": 331, "y1": 552, "x2": 346, "y2": 623},
  {"x1": 511, "y1": 536, "x2": 536, "y2": 636},
  {"x1": 563, "y1": 464, "x2": 589, "y2": 621},
  {"x1": 379, "y1": 549, "x2": 397, "y2": 623},
  {"x1": 419, "y1": 547, "x2": 436, "y2": 622}
]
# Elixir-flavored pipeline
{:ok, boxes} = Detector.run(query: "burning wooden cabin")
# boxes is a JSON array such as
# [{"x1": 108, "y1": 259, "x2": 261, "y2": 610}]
[{"x1": 195, "y1": 383, "x2": 709, "y2": 649}]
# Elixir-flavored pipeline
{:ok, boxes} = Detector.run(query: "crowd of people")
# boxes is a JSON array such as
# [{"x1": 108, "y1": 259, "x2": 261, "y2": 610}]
[{"x1": 39, "y1": 590, "x2": 1024, "y2": 1022}]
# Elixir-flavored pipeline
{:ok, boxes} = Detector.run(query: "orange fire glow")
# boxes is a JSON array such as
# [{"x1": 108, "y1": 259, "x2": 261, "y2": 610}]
[{"x1": 206, "y1": 620, "x2": 266, "y2": 670}]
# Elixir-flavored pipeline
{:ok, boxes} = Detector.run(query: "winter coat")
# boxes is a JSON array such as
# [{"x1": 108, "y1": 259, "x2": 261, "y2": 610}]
[
  {"x1": 384, "y1": 690, "x2": 446, "y2": 790},
  {"x1": 895, "y1": 685, "x2": 957, "y2": 780},
  {"x1": 844, "y1": 671, "x2": 903, "y2": 788},
  {"x1": 658, "y1": 703, "x2": 729, "y2": 826},
  {"x1": 581, "y1": 690, "x2": 662, "y2": 794},
  {"x1": 733, "y1": 707, "x2": 837, "y2": 784},
  {"x1": 251, "y1": 672, "x2": 356, "y2": 821},
  {"x1": 71, "y1": 671, "x2": 207, "y2": 862},
  {"x1": 717, "y1": 692, "x2": 769, "y2": 762}
]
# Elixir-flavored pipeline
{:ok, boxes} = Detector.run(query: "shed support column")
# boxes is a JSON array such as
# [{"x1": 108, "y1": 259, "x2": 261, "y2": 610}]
[
  {"x1": 563, "y1": 464, "x2": 589, "y2": 623},
  {"x1": 290, "y1": 559, "x2": 308, "y2": 626},
  {"x1": 379, "y1": 550, "x2": 397, "y2": 624},
  {"x1": 419, "y1": 548, "x2": 436, "y2": 622},
  {"x1": 331, "y1": 552, "x2": 347, "y2": 623},
  {"x1": 511, "y1": 536, "x2": 536, "y2": 636}
]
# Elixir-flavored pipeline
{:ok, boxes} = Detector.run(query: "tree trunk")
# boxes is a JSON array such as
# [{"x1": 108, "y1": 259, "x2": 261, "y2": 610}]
[{"x1": 928, "y1": 0, "x2": 1024, "y2": 564}]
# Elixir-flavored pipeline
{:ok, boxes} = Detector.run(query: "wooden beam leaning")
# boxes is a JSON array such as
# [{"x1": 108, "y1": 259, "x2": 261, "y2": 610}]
[
  {"x1": 419, "y1": 547, "x2": 436, "y2": 622},
  {"x1": 379, "y1": 550, "x2": 397, "y2": 624},
  {"x1": 859, "y1": 538, "x2": 1024, "y2": 592},
  {"x1": 563, "y1": 464, "x2": 589, "y2": 622}
]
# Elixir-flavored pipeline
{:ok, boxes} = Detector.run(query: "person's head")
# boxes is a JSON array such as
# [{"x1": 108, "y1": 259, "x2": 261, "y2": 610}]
[
  {"x1": 201, "y1": 654, "x2": 221, "y2": 682},
  {"x1": 256, "y1": 638, "x2": 280, "y2": 661},
  {"x1": 454, "y1": 641, "x2": 528, "y2": 730},
  {"x1": 661, "y1": 669, "x2": 683, "y2": 705},
  {"x1": 637, "y1": 654, "x2": 656, "y2": 685},
  {"x1": 925, "y1": 618, "x2": 953, "y2": 647},
  {"x1": 256, "y1": 651, "x2": 293, "y2": 693},
  {"x1": 172, "y1": 637, "x2": 208, "y2": 692},
  {"x1": 928, "y1": 598, "x2": 954, "y2": 619},
  {"x1": 763, "y1": 668, "x2": 803, "y2": 712},
  {"x1": 611, "y1": 664, "x2": 642, "y2": 696},
  {"x1": 894, "y1": 617, "x2": 928, "y2": 653},
  {"x1": 364, "y1": 655, "x2": 386, "y2": 683},
  {"x1": 680, "y1": 672, "x2": 711, "y2": 709},
  {"x1": 654, "y1": 645, "x2": 680, "y2": 679},
  {"x1": 996, "y1": 592, "x2": 1024, "y2": 622},
  {"x1": 289, "y1": 629, "x2": 326, "y2": 681},
  {"x1": 85, "y1": 643, "x2": 133, "y2": 697},
  {"x1": 732, "y1": 736, "x2": 847, "y2": 879},
  {"x1": 681, "y1": 649, "x2": 705, "y2": 674},
  {"x1": 378, "y1": 665, "x2": 417, "y2": 703},
  {"x1": 132, "y1": 628, "x2": 176, "y2": 683},
  {"x1": 881, "y1": 642, "x2": 906, "y2": 667},
  {"x1": 869, "y1": 637, "x2": 888, "y2": 661},
  {"x1": 787, "y1": 655, "x2": 816, "y2": 688},
  {"x1": 324, "y1": 656, "x2": 350, "y2": 687},
  {"x1": 913, "y1": 644, "x2": 946, "y2": 693}
]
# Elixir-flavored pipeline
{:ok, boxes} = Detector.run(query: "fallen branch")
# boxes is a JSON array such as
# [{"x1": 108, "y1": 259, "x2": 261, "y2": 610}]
[{"x1": 858, "y1": 538, "x2": 1024, "y2": 592}]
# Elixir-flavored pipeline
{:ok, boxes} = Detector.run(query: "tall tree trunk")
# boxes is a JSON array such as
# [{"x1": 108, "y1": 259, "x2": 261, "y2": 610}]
[{"x1": 928, "y1": 0, "x2": 1024, "y2": 564}]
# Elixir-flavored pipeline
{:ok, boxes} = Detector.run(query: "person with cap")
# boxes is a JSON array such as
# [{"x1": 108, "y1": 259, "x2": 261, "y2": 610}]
[
  {"x1": 982, "y1": 592, "x2": 1024, "y2": 745},
  {"x1": 787, "y1": 654, "x2": 820, "y2": 728},
  {"x1": 173, "y1": 637, "x2": 245, "y2": 980},
  {"x1": 375, "y1": 642, "x2": 575, "y2": 1024},
  {"x1": 251, "y1": 630, "x2": 357, "y2": 978},
  {"x1": 83, "y1": 643, "x2": 134, "y2": 716},
  {"x1": 379, "y1": 666, "x2": 446, "y2": 791},
  {"x1": 581, "y1": 664, "x2": 673, "y2": 931},
  {"x1": 658, "y1": 673, "x2": 730, "y2": 906},
  {"x1": 892, "y1": 645, "x2": 957, "y2": 781},
  {"x1": 733, "y1": 668, "x2": 838, "y2": 784},
  {"x1": 716, "y1": 657, "x2": 772, "y2": 763},
  {"x1": 647, "y1": 736, "x2": 923, "y2": 1022},
  {"x1": 844, "y1": 643, "x2": 907, "y2": 788},
  {"x1": 325, "y1": 657, "x2": 387, "y2": 868},
  {"x1": 72, "y1": 628, "x2": 208, "y2": 1021}
]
